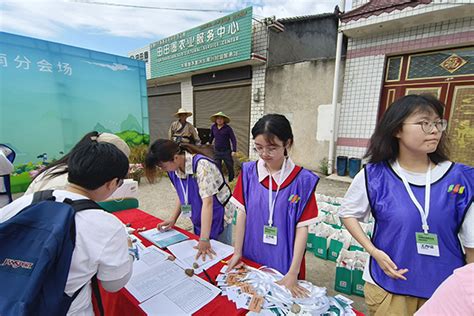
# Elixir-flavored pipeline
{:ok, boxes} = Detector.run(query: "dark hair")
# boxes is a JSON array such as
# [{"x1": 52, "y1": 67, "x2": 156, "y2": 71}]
[
  {"x1": 67, "y1": 142, "x2": 129, "y2": 190},
  {"x1": 365, "y1": 94, "x2": 449, "y2": 164},
  {"x1": 251, "y1": 114, "x2": 294, "y2": 152},
  {"x1": 144, "y1": 139, "x2": 213, "y2": 182},
  {"x1": 34, "y1": 131, "x2": 101, "y2": 180}
]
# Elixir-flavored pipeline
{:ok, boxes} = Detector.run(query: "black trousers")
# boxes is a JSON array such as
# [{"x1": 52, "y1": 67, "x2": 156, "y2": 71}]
[{"x1": 214, "y1": 149, "x2": 234, "y2": 182}]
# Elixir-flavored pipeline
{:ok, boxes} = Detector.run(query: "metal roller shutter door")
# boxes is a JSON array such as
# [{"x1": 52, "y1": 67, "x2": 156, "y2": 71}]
[
  {"x1": 194, "y1": 85, "x2": 251, "y2": 155},
  {"x1": 148, "y1": 93, "x2": 181, "y2": 143}
]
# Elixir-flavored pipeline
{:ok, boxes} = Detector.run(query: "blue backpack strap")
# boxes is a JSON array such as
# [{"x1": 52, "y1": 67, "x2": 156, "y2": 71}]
[
  {"x1": 69, "y1": 199, "x2": 103, "y2": 212},
  {"x1": 31, "y1": 191, "x2": 105, "y2": 315},
  {"x1": 67, "y1": 199, "x2": 105, "y2": 316},
  {"x1": 32, "y1": 190, "x2": 55, "y2": 203}
]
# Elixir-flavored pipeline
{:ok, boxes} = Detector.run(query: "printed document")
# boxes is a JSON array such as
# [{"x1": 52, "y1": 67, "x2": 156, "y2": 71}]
[
  {"x1": 167, "y1": 239, "x2": 234, "y2": 273},
  {"x1": 139, "y1": 275, "x2": 221, "y2": 315}
]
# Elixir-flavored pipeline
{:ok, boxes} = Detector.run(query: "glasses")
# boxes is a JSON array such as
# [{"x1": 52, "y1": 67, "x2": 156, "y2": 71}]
[
  {"x1": 403, "y1": 119, "x2": 447, "y2": 134},
  {"x1": 253, "y1": 145, "x2": 283, "y2": 156}
]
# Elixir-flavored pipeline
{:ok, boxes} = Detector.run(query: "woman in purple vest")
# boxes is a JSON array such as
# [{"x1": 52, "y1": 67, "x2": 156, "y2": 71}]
[
  {"x1": 339, "y1": 95, "x2": 473, "y2": 315},
  {"x1": 226, "y1": 114, "x2": 320, "y2": 298},
  {"x1": 145, "y1": 140, "x2": 232, "y2": 261}
]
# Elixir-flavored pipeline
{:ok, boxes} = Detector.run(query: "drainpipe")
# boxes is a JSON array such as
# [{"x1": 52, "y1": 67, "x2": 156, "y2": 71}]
[{"x1": 327, "y1": 0, "x2": 345, "y2": 175}]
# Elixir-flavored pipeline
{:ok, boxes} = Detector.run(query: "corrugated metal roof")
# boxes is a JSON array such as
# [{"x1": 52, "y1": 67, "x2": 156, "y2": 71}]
[{"x1": 341, "y1": 0, "x2": 432, "y2": 22}]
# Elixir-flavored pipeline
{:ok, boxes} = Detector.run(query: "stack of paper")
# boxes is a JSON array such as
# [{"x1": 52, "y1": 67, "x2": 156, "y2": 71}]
[
  {"x1": 167, "y1": 239, "x2": 234, "y2": 273},
  {"x1": 139, "y1": 276, "x2": 221, "y2": 315},
  {"x1": 125, "y1": 247, "x2": 185, "y2": 303},
  {"x1": 125, "y1": 245, "x2": 221, "y2": 315},
  {"x1": 139, "y1": 228, "x2": 188, "y2": 248}
]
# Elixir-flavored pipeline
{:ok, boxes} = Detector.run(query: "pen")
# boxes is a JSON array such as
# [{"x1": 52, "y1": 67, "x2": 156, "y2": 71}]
[{"x1": 203, "y1": 269, "x2": 214, "y2": 285}]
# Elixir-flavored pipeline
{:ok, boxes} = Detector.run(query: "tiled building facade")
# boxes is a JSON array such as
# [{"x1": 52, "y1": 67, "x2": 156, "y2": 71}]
[{"x1": 336, "y1": 0, "x2": 474, "y2": 166}]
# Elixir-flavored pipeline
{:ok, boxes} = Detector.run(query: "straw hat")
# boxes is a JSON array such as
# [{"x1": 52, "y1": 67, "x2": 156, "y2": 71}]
[
  {"x1": 174, "y1": 108, "x2": 193, "y2": 118},
  {"x1": 210, "y1": 111, "x2": 230, "y2": 124}
]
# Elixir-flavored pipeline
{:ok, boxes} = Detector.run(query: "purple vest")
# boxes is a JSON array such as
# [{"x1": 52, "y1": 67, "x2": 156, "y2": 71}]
[
  {"x1": 366, "y1": 161, "x2": 473, "y2": 298},
  {"x1": 168, "y1": 155, "x2": 225, "y2": 239},
  {"x1": 241, "y1": 161, "x2": 319, "y2": 274}
]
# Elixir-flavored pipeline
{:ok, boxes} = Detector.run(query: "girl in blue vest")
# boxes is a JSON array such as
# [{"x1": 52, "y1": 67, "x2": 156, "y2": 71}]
[
  {"x1": 145, "y1": 140, "x2": 232, "y2": 261},
  {"x1": 339, "y1": 95, "x2": 473, "y2": 315},
  {"x1": 227, "y1": 114, "x2": 319, "y2": 298}
]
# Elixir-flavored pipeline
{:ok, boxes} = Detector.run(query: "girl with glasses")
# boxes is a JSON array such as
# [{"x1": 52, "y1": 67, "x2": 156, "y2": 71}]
[
  {"x1": 226, "y1": 114, "x2": 320, "y2": 298},
  {"x1": 338, "y1": 94, "x2": 473, "y2": 315}
]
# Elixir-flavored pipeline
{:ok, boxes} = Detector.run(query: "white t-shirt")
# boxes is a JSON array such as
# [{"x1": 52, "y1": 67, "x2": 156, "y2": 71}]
[
  {"x1": 338, "y1": 161, "x2": 474, "y2": 284},
  {"x1": 0, "y1": 190, "x2": 133, "y2": 315},
  {"x1": 24, "y1": 165, "x2": 69, "y2": 195}
]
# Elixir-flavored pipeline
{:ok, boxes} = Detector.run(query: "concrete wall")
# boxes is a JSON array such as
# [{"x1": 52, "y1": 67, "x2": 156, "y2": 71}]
[
  {"x1": 265, "y1": 59, "x2": 344, "y2": 171},
  {"x1": 268, "y1": 14, "x2": 346, "y2": 67}
]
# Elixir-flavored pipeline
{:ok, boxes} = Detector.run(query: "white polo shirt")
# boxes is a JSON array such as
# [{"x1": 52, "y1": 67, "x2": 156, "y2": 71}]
[{"x1": 0, "y1": 190, "x2": 132, "y2": 315}]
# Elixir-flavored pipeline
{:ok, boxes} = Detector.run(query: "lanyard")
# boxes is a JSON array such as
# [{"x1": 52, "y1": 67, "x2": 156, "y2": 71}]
[
  {"x1": 178, "y1": 175, "x2": 189, "y2": 205},
  {"x1": 267, "y1": 158, "x2": 287, "y2": 227},
  {"x1": 394, "y1": 160, "x2": 431, "y2": 233}
]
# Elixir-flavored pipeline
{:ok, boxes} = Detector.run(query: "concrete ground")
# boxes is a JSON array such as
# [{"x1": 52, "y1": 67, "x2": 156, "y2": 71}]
[
  {"x1": 137, "y1": 174, "x2": 367, "y2": 314},
  {"x1": 12, "y1": 174, "x2": 366, "y2": 313}
]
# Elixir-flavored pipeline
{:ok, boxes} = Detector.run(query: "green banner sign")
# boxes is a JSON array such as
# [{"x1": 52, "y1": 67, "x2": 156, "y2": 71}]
[{"x1": 150, "y1": 7, "x2": 252, "y2": 78}]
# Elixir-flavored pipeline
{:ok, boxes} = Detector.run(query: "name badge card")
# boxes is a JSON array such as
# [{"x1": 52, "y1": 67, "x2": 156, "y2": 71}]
[
  {"x1": 263, "y1": 225, "x2": 278, "y2": 245},
  {"x1": 181, "y1": 204, "x2": 192, "y2": 218},
  {"x1": 416, "y1": 232, "x2": 439, "y2": 257}
]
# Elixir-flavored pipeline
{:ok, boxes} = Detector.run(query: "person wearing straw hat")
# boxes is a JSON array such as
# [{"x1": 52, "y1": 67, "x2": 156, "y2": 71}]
[
  {"x1": 168, "y1": 108, "x2": 201, "y2": 145},
  {"x1": 209, "y1": 111, "x2": 237, "y2": 182}
]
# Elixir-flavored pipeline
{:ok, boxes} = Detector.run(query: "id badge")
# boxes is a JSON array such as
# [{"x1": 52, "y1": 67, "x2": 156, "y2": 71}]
[
  {"x1": 263, "y1": 225, "x2": 278, "y2": 245},
  {"x1": 181, "y1": 204, "x2": 192, "y2": 218},
  {"x1": 416, "y1": 232, "x2": 440, "y2": 257}
]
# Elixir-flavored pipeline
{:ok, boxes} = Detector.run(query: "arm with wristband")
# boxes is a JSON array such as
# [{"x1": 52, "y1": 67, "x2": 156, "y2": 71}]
[{"x1": 194, "y1": 196, "x2": 216, "y2": 261}]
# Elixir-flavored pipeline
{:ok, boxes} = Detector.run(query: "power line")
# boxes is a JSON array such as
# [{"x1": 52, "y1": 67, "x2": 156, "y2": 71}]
[{"x1": 70, "y1": 0, "x2": 235, "y2": 13}]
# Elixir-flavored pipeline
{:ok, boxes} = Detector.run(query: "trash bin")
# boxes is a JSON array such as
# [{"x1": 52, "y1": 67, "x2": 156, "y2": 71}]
[
  {"x1": 349, "y1": 158, "x2": 362, "y2": 178},
  {"x1": 336, "y1": 156, "x2": 348, "y2": 176}
]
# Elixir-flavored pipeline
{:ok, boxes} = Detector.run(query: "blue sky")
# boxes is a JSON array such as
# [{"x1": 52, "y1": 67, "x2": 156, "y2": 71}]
[{"x1": 1, "y1": 0, "x2": 350, "y2": 57}]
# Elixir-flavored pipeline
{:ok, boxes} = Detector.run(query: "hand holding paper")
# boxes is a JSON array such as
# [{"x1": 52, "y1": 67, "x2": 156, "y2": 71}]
[{"x1": 157, "y1": 219, "x2": 175, "y2": 232}]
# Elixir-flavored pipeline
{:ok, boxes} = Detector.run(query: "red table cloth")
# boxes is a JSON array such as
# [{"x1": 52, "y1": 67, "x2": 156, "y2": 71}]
[{"x1": 96, "y1": 209, "x2": 364, "y2": 316}]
